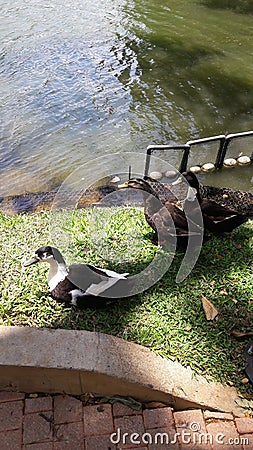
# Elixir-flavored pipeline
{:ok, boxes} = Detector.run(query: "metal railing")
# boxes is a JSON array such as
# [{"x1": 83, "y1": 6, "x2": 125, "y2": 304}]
[{"x1": 144, "y1": 130, "x2": 253, "y2": 176}]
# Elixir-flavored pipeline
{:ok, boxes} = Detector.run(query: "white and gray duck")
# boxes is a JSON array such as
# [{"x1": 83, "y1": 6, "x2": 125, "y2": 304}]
[{"x1": 23, "y1": 246, "x2": 131, "y2": 307}]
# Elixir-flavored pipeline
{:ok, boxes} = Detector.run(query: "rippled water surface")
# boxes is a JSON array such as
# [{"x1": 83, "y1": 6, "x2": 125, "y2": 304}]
[{"x1": 1, "y1": 0, "x2": 253, "y2": 195}]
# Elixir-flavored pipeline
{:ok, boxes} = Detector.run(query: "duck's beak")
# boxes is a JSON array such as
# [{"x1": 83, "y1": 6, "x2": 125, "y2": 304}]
[
  {"x1": 117, "y1": 181, "x2": 129, "y2": 189},
  {"x1": 23, "y1": 255, "x2": 40, "y2": 267}
]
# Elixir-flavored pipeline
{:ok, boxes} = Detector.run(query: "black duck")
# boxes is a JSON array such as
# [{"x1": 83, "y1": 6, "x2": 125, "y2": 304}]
[
  {"x1": 182, "y1": 172, "x2": 252, "y2": 233},
  {"x1": 183, "y1": 172, "x2": 253, "y2": 217},
  {"x1": 118, "y1": 178, "x2": 203, "y2": 246}
]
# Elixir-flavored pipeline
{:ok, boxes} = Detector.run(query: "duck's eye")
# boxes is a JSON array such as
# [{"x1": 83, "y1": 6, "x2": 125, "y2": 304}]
[{"x1": 43, "y1": 252, "x2": 51, "y2": 259}]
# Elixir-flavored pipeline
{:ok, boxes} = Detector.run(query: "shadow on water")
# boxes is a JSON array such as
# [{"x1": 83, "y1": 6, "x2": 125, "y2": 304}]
[
  {"x1": 111, "y1": 0, "x2": 253, "y2": 154},
  {"x1": 202, "y1": 0, "x2": 253, "y2": 14},
  {"x1": 116, "y1": 31, "x2": 253, "y2": 137}
]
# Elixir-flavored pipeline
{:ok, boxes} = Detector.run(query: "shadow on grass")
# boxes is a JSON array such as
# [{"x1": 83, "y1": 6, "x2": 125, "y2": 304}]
[
  {"x1": 1, "y1": 209, "x2": 252, "y2": 394},
  {"x1": 47, "y1": 224, "x2": 253, "y2": 395}
]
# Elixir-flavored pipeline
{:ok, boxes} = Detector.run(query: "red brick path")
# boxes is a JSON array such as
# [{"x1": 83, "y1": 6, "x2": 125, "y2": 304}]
[{"x1": 0, "y1": 391, "x2": 253, "y2": 449}]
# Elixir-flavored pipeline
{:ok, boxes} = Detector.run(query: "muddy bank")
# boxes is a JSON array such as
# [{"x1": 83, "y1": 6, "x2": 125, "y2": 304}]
[{"x1": 0, "y1": 185, "x2": 118, "y2": 215}]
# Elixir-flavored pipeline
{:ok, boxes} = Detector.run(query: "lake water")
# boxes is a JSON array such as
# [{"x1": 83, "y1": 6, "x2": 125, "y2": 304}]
[{"x1": 1, "y1": 0, "x2": 253, "y2": 196}]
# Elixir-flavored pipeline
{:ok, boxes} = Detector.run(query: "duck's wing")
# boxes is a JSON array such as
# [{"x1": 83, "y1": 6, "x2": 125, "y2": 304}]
[
  {"x1": 203, "y1": 186, "x2": 253, "y2": 217},
  {"x1": 164, "y1": 202, "x2": 188, "y2": 230},
  {"x1": 200, "y1": 199, "x2": 248, "y2": 232},
  {"x1": 152, "y1": 202, "x2": 202, "y2": 237},
  {"x1": 200, "y1": 199, "x2": 240, "y2": 221},
  {"x1": 68, "y1": 264, "x2": 128, "y2": 297},
  {"x1": 204, "y1": 214, "x2": 248, "y2": 233},
  {"x1": 86, "y1": 264, "x2": 129, "y2": 279}
]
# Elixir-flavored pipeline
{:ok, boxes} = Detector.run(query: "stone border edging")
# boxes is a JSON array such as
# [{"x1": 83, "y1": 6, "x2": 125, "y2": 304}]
[{"x1": 0, "y1": 326, "x2": 247, "y2": 417}]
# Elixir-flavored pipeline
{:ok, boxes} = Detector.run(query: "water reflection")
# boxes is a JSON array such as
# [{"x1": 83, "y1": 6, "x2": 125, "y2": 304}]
[
  {"x1": 202, "y1": 0, "x2": 253, "y2": 14},
  {"x1": 0, "y1": 38, "x2": 134, "y2": 194},
  {"x1": 122, "y1": 0, "x2": 253, "y2": 140},
  {"x1": 0, "y1": 0, "x2": 252, "y2": 196}
]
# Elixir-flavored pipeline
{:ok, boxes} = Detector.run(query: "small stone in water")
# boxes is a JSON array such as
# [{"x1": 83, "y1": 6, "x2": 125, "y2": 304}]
[
  {"x1": 164, "y1": 170, "x2": 177, "y2": 178},
  {"x1": 189, "y1": 166, "x2": 201, "y2": 174},
  {"x1": 201, "y1": 163, "x2": 215, "y2": 172},
  {"x1": 149, "y1": 171, "x2": 163, "y2": 180},
  {"x1": 237, "y1": 155, "x2": 251, "y2": 166},
  {"x1": 224, "y1": 158, "x2": 237, "y2": 167}
]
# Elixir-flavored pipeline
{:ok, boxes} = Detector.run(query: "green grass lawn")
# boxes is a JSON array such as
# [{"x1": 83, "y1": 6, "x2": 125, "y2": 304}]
[{"x1": 0, "y1": 207, "x2": 252, "y2": 394}]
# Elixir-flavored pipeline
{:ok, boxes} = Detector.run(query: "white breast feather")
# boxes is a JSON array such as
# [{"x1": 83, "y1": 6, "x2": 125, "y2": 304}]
[{"x1": 48, "y1": 262, "x2": 68, "y2": 291}]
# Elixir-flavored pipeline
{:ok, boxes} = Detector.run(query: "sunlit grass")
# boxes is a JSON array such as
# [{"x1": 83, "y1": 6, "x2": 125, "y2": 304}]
[{"x1": 0, "y1": 208, "x2": 252, "y2": 394}]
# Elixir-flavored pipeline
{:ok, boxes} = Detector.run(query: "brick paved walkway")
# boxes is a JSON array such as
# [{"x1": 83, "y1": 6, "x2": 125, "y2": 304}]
[{"x1": 1, "y1": 391, "x2": 253, "y2": 449}]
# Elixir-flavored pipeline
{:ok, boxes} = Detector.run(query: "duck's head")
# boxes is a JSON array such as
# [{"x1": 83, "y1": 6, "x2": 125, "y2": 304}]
[
  {"x1": 181, "y1": 171, "x2": 200, "y2": 192},
  {"x1": 170, "y1": 171, "x2": 201, "y2": 203},
  {"x1": 23, "y1": 246, "x2": 64, "y2": 266},
  {"x1": 118, "y1": 178, "x2": 154, "y2": 194}
]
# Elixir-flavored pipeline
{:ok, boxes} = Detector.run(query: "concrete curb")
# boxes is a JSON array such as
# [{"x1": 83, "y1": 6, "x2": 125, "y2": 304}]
[{"x1": 0, "y1": 326, "x2": 248, "y2": 417}]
